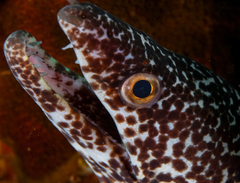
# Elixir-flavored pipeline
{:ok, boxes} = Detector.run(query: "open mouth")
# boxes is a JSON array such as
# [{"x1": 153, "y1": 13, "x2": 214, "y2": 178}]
[
  {"x1": 4, "y1": 30, "x2": 122, "y2": 144},
  {"x1": 3, "y1": 2, "x2": 163, "y2": 182},
  {"x1": 5, "y1": 1, "x2": 240, "y2": 183},
  {"x1": 4, "y1": 28, "x2": 138, "y2": 181},
  {"x1": 3, "y1": 1, "x2": 143, "y2": 181}
]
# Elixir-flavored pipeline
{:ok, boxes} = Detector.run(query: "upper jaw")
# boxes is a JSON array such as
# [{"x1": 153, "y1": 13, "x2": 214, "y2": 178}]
[
  {"x1": 4, "y1": 28, "x2": 136, "y2": 182},
  {"x1": 57, "y1": 4, "x2": 85, "y2": 28}
]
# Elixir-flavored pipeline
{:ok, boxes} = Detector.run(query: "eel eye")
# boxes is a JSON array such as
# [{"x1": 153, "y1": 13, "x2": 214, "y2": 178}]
[{"x1": 119, "y1": 73, "x2": 163, "y2": 108}]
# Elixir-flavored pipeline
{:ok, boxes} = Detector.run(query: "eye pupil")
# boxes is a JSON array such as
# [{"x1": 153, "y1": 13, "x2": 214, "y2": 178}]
[
  {"x1": 119, "y1": 73, "x2": 162, "y2": 108},
  {"x1": 133, "y1": 80, "x2": 151, "y2": 98}
]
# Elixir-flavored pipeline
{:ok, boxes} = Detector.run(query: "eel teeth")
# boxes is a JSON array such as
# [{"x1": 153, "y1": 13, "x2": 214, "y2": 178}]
[
  {"x1": 75, "y1": 59, "x2": 79, "y2": 64},
  {"x1": 62, "y1": 43, "x2": 73, "y2": 50},
  {"x1": 26, "y1": 51, "x2": 37, "y2": 56},
  {"x1": 39, "y1": 72, "x2": 48, "y2": 77},
  {"x1": 33, "y1": 64, "x2": 41, "y2": 68},
  {"x1": 36, "y1": 56, "x2": 43, "y2": 61},
  {"x1": 27, "y1": 41, "x2": 42, "y2": 47}
]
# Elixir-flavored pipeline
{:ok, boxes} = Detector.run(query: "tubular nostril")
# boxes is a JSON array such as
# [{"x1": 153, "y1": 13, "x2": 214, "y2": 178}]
[{"x1": 80, "y1": 14, "x2": 86, "y2": 19}]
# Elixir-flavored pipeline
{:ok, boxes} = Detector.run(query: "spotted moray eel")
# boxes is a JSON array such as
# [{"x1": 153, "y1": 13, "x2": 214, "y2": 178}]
[{"x1": 3, "y1": 1, "x2": 240, "y2": 183}]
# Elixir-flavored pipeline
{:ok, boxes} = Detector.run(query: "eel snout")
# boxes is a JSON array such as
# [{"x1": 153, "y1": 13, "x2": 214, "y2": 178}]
[
  {"x1": 4, "y1": 30, "x2": 122, "y2": 143},
  {"x1": 4, "y1": 30, "x2": 137, "y2": 182}
]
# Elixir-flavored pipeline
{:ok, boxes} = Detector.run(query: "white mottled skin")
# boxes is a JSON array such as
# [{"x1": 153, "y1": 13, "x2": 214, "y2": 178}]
[
  {"x1": 4, "y1": 30, "x2": 137, "y2": 182},
  {"x1": 57, "y1": 2, "x2": 240, "y2": 183},
  {"x1": 3, "y1": 1, "x2": 240, "y2": 182}
]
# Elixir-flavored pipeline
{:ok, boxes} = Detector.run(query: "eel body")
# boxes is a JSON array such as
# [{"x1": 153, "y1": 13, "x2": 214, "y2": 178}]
[{"x1": 4, "y1": 1, "x2": 240, "y2": 183}]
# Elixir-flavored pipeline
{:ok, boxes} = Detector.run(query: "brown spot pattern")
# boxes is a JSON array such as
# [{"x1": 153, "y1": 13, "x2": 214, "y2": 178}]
[
  {"x1": 60, "y1": 2, "x2": 240, "y2": 182},
  {"x1": 5, "y1": 1, "x2": 240, "y2": 181},
  {"x1": 4, "y1": 30, "x2": 136, "y2": 182}
]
